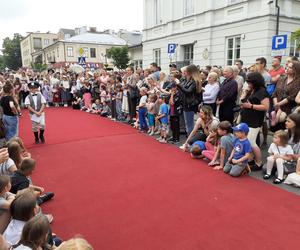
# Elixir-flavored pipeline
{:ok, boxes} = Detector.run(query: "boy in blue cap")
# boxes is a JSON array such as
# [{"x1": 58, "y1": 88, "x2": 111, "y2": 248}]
[
  {"x1": 224, "y1": 123, "x2": 252, "y2": 177},
  {"x1": 24, "y1": 82, "x2": 47, "y2": 144}
]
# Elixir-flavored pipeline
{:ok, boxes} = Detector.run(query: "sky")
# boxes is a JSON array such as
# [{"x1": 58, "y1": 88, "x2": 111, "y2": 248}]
[{"x1": 0, "y1": 0, "x2": 143, "y2": 50}]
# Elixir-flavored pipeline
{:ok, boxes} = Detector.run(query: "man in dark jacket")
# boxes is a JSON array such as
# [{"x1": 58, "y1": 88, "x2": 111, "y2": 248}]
[{"x1": 217, "y1": 66, "x2": 238, "y2": 124}]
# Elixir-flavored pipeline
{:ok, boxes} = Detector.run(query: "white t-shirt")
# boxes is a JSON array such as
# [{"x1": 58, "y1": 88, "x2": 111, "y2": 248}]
[
  {"x1": 0, "y1": 158, "x2": 16, "y2": 175},
  {"x1": 139, "y1": 95, "x2": 147, "y2": 106},
  {"x1": 24, "y1": 93, "x2": 47, "y2": 124},
  {"x1": 268, "y1": 143, "x2": 293, "y2": 155},
  {"x1": 3, "y1": 219, "x2": 26, "y2": 246},
  {"x1": 14, "y1": 244, "x2": 32, "y2": 250}
]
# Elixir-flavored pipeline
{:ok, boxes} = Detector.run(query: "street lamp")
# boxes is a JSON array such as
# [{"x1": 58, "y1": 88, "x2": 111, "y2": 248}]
[{"x1": 268, "y1": 0, "x2": 280, "y2": 35}]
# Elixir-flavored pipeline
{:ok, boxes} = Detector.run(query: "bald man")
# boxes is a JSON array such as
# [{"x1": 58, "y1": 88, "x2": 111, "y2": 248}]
[{"x1": 216, "y1": 66, "x2": 238, "y2": 124}]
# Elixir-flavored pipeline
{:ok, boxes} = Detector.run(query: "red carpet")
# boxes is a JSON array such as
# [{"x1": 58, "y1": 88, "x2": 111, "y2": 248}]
[{"x1": 19, "y1": 108, "x2": 300, "y2": 250}]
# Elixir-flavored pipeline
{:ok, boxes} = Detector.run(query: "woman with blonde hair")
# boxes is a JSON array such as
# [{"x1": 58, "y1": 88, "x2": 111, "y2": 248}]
[{"x1": 57, "y1": 237, "x2": 93, "y2": 250}]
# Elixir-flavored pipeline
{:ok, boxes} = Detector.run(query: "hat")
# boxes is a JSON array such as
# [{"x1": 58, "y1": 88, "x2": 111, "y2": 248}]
[
  {"x1": 232, "y1": 123, "x2": 249, "y2": 134},
  {"x1": 169, "y1": 63, "x2": 177, "y2": 68},
  {"x1": 28, "y1": 81, "x2": 40, "y2": 89}
]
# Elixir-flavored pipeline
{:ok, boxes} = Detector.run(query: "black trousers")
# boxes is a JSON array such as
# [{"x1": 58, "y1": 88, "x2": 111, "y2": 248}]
[
  {"x1": 170, "y1": 116, "x2": 180, "y2": 141},
  {"x1": 111, "y1": 99, "x2": 116, "y2": 119},
  {"x1": 219, "y1": 103, "x2": 235, "y2": 124},
  {"x1": 129, "y1": 97, "x2": 138, "y2": 121},
  {"x1": 188, "y1": 132, "x2": 207, "y2": 145}
]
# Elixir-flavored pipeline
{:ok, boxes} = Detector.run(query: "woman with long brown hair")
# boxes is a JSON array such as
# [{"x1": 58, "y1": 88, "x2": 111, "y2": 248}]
[{"x1": 177, "y1": 64, "x2": 202, "y2": 135}]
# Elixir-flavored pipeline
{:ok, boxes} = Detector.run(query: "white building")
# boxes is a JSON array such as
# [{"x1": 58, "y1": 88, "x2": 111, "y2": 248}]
[{"x1": 142, "y1": 0, "x2": 300, "y2": 72}]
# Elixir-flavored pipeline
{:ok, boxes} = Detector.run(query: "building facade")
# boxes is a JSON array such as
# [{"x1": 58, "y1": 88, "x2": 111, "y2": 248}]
[
  {"x1": 142, "y1": 0, "x2": 300, "y2": 72},
  {"x1": 20, "y1": 32, "x2": 58, "y2": 67},
  {"x1": 42, "y1": 32, "x2": 127, "y2": 69}
]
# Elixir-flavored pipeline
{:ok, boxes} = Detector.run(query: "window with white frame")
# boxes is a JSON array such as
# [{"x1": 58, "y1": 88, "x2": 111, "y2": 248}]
[
  {"x1": 44, "y1": 39, "x2": 49, "y2": 46},
  {"x1": 67, "y1": 46, "x2": 73, "y2": 57},
  {"x1": 84, "y1": 47, "x2": 89, "y2": 58},
  {"x1": 183, "y1": 44, "x2": 194, "y2": 62},
  {"x1": 154, "y1": 0, "x2": 162, "y2": 25},
  {"x1": 184, "y1": 0, "x2": 194, "y2": 16},
  {"x1": 289, "y1": 35, "x2": 300, "y2": 58},
  {"x1": 153, "y1": 49, "x2": 161, "y2": 66},
  {"x1": 226, "y1": 36, "x2": 241, "y2": 66},
  {"x1": 90, "y1": 48, "x2": 96, "y2": 58}
]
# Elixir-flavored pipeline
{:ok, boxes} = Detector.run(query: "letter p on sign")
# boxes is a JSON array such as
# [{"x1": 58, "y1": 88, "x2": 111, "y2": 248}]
[{"x1": 272, "y1": 35, "x2": 287, "y2": 50}]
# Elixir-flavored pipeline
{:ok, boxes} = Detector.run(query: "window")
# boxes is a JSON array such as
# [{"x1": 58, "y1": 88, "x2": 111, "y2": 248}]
[
  {"x1": 184, "y1": 0, "x2": 194, "y2": 16},
  {"x1": 289, "y1": 35, "x2": 300, "y2": 58},
  {"x1": 154, "y1": 0, "x2": 162, "y2": 25},
  {"x1": 44, "y1": 39, "x2": 49, "y2": 46},
  {"x1": 67, "y1": 46, "x2": 73, "y2": 57},
  {"x1": 84, "y1": 47, "x2": 89, "y2": 58},
  {"x1": 57, "y1": 47, "x2": 59, "y2": 58},
  {"x1": 226, "y1": 36, "x2": 241, "y2": 66},
  {"x1": 183, "y1": 44, "x2": 194, "y2": 62},
  {"x1": 90, "y1": 48, "x2": 96, "y2": 58},
  {"x1": 153, "y1": 49, "x2": 161, "y2": 66},
  {"x1": 33, "y1": 38, "x2": 42, "y2": 50}
]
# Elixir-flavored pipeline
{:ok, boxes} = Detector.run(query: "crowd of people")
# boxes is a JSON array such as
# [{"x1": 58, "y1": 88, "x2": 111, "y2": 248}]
[{"x1": 0, "y1": 55, "x2": 300, "y2": 249}]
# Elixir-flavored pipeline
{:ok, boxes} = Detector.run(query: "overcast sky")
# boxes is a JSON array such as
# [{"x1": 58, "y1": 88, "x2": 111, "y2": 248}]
[{"x1": 0, "y1": 0, "x2": 143, "y2": 49}]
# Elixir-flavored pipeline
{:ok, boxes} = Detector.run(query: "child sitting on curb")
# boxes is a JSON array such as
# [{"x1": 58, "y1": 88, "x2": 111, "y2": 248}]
[
  {"x1": 208, "y1": 121, "x2": 235, "y2": 170},
  {"x1": 224, "y1": 123, "x2": 252, "y2": 177}
]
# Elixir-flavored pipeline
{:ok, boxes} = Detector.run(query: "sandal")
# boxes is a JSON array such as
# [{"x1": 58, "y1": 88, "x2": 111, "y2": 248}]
[
  {"x1": 263, "y1": 174, "x2": 271, "y2": 180},
  {"x1": 273, "y1": 178, "x2": 283, "y2": 184}
]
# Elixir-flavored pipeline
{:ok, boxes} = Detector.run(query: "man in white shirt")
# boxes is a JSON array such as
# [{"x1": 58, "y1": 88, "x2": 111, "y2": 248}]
[{"x1": 24, "y1": 82, "x2": 47, "y2": 144}]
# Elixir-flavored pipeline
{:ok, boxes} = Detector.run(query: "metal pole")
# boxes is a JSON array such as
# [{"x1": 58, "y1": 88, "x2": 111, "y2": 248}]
[{"x1": 275, "y1": 0, "x2": 280, "y2": 35}]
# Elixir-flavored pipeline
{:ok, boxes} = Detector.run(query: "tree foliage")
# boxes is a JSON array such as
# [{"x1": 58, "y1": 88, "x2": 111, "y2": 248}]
[
  {"x1": 1, "y1": 33, "x2": 23, "y2": 70},
  {"x1": 31, "y1": 62, "x2": 48, "y2": 72},
  {"x1": 106, "y1": 46, "x2": 130, "y2": 69},
  {"x1": 291, "y1": 28, "x2": 300, "y2": 49}
]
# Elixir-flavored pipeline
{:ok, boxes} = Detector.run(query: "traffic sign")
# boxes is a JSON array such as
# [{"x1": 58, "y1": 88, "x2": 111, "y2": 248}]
[
  {"x1": 79, "y1": 48, "x2": 84, "y2": 56},
  {"x1": 272, "y1": 35, "x2": 287, "y2": 50},
  {"x1": 168, "y1": 44, "x2": 176, "y2": 54},
  {"x1": 78, "y1": 57, "x2": 86, "y2": 65}
]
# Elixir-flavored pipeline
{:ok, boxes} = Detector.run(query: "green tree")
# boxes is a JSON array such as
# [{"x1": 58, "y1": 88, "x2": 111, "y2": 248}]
[
  {"x1": 1, "y1": 33, "x2": 23, "y2": 70},
  {"x1": 106, "y1": 46, "x2": 130, "y2": 69},
  {"x1": 291, "y1": 28, "x2": 300, "y2": 50},
  {"x1": 0, "y1": 55, "x2": 5, "y2": 71},
  {"x1": 31, "y1": 62, "x2": 48, "y2": 72}
]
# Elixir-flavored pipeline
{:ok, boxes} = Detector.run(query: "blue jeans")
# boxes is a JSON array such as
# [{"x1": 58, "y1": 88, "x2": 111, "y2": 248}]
[
  {"x1": 138, "y1": 107, "x2": 148, "y2": 130},
  {"x1": 183, "y1": 111, "x2": 194, "y2": 135},
  {"x1": 3, "y1": 115, "x2": 19, "y2": 140}
]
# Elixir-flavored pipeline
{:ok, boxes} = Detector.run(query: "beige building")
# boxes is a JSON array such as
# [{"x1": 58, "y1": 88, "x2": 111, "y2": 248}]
[
  {"x1": 42, "y1": 32, "x2": 127, "y2": 69},
  {"x1": 20, "y1": 32, "x2": 58, "y2": 67}
]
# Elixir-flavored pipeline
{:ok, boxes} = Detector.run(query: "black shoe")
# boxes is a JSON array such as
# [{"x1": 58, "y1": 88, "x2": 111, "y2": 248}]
[
  {"x1": 251, "y1": 163, "x2": 263, "y2": 171},
  {"x1": 39, "y1": 192, "x2": 55, "y2": 204},
  {"x1": 35, "y1": 138, "x2": 40, "y2": 144},
  {"x1": 273, "y1": 178, "x2": 283, "y2": 184},
  {"x1": 40, "y1": 136, "x2": 45, "y2": 144},
  {"x1": 263, "y1": 174, "x2": 271, "y2": 180}
]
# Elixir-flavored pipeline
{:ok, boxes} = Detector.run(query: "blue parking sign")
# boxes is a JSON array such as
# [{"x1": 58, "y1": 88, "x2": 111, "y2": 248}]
[
  {"x1": 272, "y1": 35, "x2": 287, "y2": 50},
  {"x1": 168, "y1": 44, "x2": 176, "y2": 54}
]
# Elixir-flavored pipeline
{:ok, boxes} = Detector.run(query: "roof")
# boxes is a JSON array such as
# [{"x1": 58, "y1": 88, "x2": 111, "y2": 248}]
[
  {"x1": 119, "y1": 31, "x2": 142, "y2": 46},
  {"x1": 59, "y1": 28, "x2": 76, "y2": 36},
  {"x1": 65, "y1": 33, "x2": 127, "y2": 46}
]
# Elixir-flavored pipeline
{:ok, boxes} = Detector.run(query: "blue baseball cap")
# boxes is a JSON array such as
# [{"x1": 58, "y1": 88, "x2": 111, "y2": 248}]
[{"x1": 232, "y1": 123, "x2": 249, "y2": 134}]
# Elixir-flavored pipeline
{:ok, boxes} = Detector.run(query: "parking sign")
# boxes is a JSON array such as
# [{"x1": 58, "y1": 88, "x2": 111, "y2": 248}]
[
  {"x1": 168, "y1": 44, "x2": 176, "y2": 54},
  {"x1": 272, "y1": 35, "x2": 287, "y2": 50}
]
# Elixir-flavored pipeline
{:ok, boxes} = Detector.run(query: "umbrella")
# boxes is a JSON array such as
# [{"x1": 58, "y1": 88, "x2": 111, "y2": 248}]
[{"x1": 69, "y1": 64, "x2": 85, "y2": 74}]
